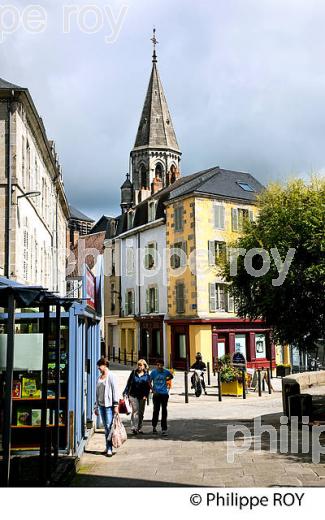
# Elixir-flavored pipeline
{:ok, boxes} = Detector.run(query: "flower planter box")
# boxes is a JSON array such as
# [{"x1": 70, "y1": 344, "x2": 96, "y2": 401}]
[
  {"x1": 221, "y1": 380, "x2": 243, "y2": 396},
  {"x1": 276, "y1": 366, "x2": 291, "y2": 378}
]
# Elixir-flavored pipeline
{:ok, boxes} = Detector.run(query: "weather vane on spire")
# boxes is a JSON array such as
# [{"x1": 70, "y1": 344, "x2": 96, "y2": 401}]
[{"x1": 151, "y1": 27, "x2": 158, "y2": 63}]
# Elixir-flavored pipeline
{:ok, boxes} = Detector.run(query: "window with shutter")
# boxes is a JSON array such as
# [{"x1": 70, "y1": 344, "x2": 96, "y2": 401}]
[
  {"x1": 216, "y1": 284, "x2": 226, "y2": 311},
  {"x1": 171, "y1": 242, "x2": 187, "y2": 269},
  {"x1": 214, "y1": 205, "x2": 225, "y2": 229},
  {"x1": 227, "y1": 289, "x2": 235, "y2": 313},
  {"x1": 209, "y1": 283, "x2": 216, "y2": 312},
  {"x1": 174, "y1": 206, "x2": 184, "y2": 232},
  {"x1": 176, "y1": 283, "x2": 185, "y2": 314},
  {"x1": 154, "y1": 287, "x2": 159, "y2": 313},
  {"x1": 145, "y1": 242, "x2": 156, "y2": 270},
  {"x1": 208, "y1": 241, "x2": 227, "y2": 266}
]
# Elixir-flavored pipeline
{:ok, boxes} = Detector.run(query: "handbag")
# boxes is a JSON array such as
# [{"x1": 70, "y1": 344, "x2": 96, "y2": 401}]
[
  {"x1": 118, "y1": 398, "x2": 131, "y2": 415},
  {"x1": 111, "y1": 414, "x2": 127, "y2": 449}
]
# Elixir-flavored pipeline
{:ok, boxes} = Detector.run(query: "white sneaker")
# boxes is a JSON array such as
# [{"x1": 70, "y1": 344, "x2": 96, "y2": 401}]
[{"x1": 106, "y1": 449, "x2": 113, "y2": 457}]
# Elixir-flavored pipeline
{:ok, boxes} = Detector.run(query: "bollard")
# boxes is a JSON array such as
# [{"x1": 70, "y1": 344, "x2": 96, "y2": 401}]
[
  {"x1": 213, "y1": 357, "x2": 216, "y2": 376},
  {"x1": 118, "y1": 348, "x2": 121, "y2": 364},
  {"x1": 217, "y1": 370, "x2": 222, "y2": 401},
  {"x1": 242, "y1": 368, "x2": 246, "y2": 400},
  {"x1": 113, "y1": 347, "x2": 115, "y2": 363},
  {"x1": 124, "y1": 350, "x2": 127, "y2": 365},
  {"x1": 269, "y1": 359, "x2": 273, "y2": 379},
  {"x1": 267, "y1": 368, "x2": 272, "y2": 394},
  {"x1": 207, "y1": 361, "x2": 211, "y2": 386},
  {"x1": 262, "y1": 375, "x2": 265, "y2": 392},
  {"x1": 184, "y1": 371, "x2": 189, "y2": 404},
  {"x1": 257, "y1": 369, "x2": 262, "y2": 396}
]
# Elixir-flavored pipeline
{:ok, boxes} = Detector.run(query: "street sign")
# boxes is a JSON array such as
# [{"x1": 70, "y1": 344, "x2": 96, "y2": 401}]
[{"x1": 232, "y1": 351, "x2": 246, "y2": 366}]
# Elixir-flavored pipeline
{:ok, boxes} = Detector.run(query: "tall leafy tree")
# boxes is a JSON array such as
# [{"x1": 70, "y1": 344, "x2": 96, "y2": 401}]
[{"x1": 224, "y1": 178, "x2": 325, "y2": 350}]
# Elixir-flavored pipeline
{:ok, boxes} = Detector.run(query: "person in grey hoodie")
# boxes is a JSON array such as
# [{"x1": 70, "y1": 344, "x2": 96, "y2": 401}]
[{"x1": 94, "y1": 357, "x2": 119, "y2": 456}]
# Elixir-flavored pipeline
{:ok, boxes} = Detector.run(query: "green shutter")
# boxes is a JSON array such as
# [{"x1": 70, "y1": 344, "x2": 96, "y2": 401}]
[
  {"x1": 144, "y1": 246, "x2": 149, "y2": 269},
  {"x1": 125, "y1": 291, "x2": 129, "y2": 315},
  {"x1": 232, "y1": 208, "x2": 238, "y2": 231},
  {"x1": 146, "y1": 288, "x2": 150, "y2": 313},
  {"x1": 209, "y1": 283, "x2": 217, "y2": 312},
  {"x1": 227, "y1": 288, "x2": 234, "y2": 313}
]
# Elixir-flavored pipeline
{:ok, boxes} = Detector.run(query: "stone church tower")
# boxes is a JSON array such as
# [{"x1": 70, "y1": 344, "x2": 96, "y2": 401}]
[{"x1": 128, "y1": 30, "x2": 181, "y2": 206}]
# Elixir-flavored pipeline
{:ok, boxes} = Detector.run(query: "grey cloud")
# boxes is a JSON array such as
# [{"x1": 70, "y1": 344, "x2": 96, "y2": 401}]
[{"x1": 1, "y1": 0, "x2": 325, "y2": 220}]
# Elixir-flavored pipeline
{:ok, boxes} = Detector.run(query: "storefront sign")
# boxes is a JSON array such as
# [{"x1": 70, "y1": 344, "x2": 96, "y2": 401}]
[{"x1": 86, "y1": 268, "x2": 96, "y2": 310}]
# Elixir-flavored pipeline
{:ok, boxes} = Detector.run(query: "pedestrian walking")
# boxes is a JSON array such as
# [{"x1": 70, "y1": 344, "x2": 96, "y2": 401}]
[
  {"x1": 123, "y1": 359, "x2": 151, "y2": 434},
  {"x1": 94, "y1": 357, "x2": 119, "y2": 457},
  {"x1": 150, "y1": 359, "x2": 174, "y2": 436}
]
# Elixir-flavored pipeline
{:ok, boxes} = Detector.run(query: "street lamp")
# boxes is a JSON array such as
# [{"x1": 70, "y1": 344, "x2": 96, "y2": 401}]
[{"x1": 16, "y1": 191, "x2": 41, "y2": 203}]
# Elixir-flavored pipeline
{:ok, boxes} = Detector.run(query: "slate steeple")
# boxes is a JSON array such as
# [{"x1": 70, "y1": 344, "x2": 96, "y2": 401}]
[{"x1": 130, "y1": 29, "x2": 181, "y2": 205}]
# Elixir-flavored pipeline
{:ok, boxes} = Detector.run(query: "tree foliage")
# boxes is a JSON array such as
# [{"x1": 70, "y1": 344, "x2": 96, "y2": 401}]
[{"x1": 223, "y1": 178, "x2": 325, "y2": 350}]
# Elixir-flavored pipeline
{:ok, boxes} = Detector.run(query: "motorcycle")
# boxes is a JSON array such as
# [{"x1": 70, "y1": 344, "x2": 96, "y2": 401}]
[{"x1": 190, "y1": 369, "x2": 205, "y2": 397}]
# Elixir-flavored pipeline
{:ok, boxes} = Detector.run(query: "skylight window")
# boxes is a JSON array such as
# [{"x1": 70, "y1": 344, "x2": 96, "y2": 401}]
[{"x1": 237, "y1": 182, "x2": 255, "y2": 192}]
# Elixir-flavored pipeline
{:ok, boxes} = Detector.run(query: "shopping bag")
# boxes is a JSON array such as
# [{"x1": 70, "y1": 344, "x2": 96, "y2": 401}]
[
  {"x1": 118, "y1": 398, "x2": 130, "y2": 415},
  {"x1": 111, "y1": 414, "x2": 127, "y2": 449}
]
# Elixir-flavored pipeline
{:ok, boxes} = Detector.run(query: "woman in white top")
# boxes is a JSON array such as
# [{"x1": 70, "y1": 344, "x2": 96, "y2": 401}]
[{"x1": 94, "y1": 357, "x2": 119, "y2": 457}]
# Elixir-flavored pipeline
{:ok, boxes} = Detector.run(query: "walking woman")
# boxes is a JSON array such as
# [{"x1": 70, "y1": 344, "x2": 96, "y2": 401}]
[
  {"x1": 123, "y1": 359, "x2": 150, "y2": 434},
  {"x1": 94, "y1": 357, "x2": 119, "y2": 457}
]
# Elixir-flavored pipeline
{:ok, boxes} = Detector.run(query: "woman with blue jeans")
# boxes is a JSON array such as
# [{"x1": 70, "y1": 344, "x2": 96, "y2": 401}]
[{"x1": 94, "y1": 357, "x2": 119, "y2": 457}]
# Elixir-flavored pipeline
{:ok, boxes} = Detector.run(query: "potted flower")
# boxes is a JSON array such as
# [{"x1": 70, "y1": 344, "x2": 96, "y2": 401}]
[
  {"x1": 218, "y1": 356, "x2": 244, "y2": 396},
  {"x1": 276, "y1": 364, "x2": 291, "y2": 378}
]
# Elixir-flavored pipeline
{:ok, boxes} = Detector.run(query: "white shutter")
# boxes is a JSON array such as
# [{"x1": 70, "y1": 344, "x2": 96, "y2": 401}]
[
  {"x1": 146, "y1": 289, "x2": 150, "y2": 313},
  {"x1": 154, "y1": 287, "x2": 159, "y2": 313},
  {"x1": 227, "y1": 288, "x2": 234, "y2": 312},
  {"x1": 214, "y1": 205, "x2": 225, "y2": 229},
  {"x1": 209, "y1": 283, "x2": 217, "y2": 312},
  {"x1": 208, "y1": 241, "x2": 215, "y2": 266},
  {"x1": 125, "y1": 291, "x2": 129, "y2": 315},
  {"x1": 232, "y1": 208, "x2": 239, "y2": 231}
]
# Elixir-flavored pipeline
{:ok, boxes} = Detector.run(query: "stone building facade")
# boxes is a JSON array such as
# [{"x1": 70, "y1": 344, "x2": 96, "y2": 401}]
[{"x1": 0, "y1": 77, "x2": 69, "y2": 294}]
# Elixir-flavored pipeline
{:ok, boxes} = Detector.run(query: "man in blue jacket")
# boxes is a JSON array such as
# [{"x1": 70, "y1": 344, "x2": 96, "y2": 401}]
[{"x1": 150, "y1": 359, "x2": 173, "y2": 436}]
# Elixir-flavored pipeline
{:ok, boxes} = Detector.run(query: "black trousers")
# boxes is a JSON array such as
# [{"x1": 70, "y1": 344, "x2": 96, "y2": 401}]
[{"x1": 152, "y1": 394, "x2": 169, "y2": 431}]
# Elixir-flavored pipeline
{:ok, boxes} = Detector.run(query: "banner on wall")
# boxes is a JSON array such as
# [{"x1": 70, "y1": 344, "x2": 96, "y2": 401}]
[{"x1": 86, "y1": 268, "x2": 96, "y2": 310}]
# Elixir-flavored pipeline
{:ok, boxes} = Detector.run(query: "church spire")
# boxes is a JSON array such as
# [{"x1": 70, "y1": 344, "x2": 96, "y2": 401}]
[{"x1": 130, "y1": 30, "x2": 182, "y2": 205}]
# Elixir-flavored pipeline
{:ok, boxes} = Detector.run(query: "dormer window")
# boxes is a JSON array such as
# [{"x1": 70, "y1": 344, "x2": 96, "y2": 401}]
[
  {"x1": 148, "y1": 200, "x2": 157, "y2": 222},
  {"x1": 127, "y1": 210, "x2": 135, "y2": 230},
  {"x1": 237, "y1": 181, "x2": 255, "y2": 192}
]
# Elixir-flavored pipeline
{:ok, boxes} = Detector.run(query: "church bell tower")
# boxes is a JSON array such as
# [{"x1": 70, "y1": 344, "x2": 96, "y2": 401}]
[{"x1": 130, "y1": 29, "x2": 182, "y2": 205}]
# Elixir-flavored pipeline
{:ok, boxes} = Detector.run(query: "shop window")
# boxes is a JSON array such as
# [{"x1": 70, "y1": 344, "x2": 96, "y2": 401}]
[
  {"x1": 170, "y1": 242, "x2": 187, "y2": 269},
  {"x1": 146, "y1": 287, "x2": 158, "y2": 314},
  {"x1": 214, "y1": 204, "x2": 225, "y2": 229},
  {"x1": 255, "y1": 333, "x2": 266, "y2": 359},
  {"x1": 0, "y1": 317, "x2": 69, "y2": 451},
  {"x1": 176, "y1": 333, "x2": 187, "y2": 359},
  {"x1": 125, "y1": 289, "x2": 135, "y2": 315},
  {"x1": 144, "y1": 242, "x2": 157, "y2": 270},
  {"x1": 152, "y1": 329, "x2": 162, "y2": 356},
  {"x1": 174, "y1": 205, "x2": 184, "y2": 232},
  {"x1": 235, "y1": 334, "x2": 247, "y2": 358},
  {"x1": 176, "y1": 283, "x2": 185, "y2": 314},
  {"x1": 208, "y1": 240, "x2": 227, "y2": 266}
]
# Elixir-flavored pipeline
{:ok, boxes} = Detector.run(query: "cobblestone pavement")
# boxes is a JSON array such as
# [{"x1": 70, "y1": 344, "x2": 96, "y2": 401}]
[{"x1": 70, "y1": 368, "x2": 325, "y2": 487}]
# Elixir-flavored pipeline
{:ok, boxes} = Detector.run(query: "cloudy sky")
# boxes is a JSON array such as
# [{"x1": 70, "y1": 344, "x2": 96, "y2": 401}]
[{"x1": 1, "y1": 0, "x2": 325, "y2": 220}]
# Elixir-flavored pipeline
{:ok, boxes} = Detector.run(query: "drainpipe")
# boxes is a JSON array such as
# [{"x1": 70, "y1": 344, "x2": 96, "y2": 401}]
[{"x1": 5, "y1": 99, "x2": 12, "y2": 279}]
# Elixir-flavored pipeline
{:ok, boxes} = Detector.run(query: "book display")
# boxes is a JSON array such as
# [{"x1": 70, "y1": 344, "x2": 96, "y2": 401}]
[{"x1": 0, "y1": 318, "x2": 70, "y2": 451}]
